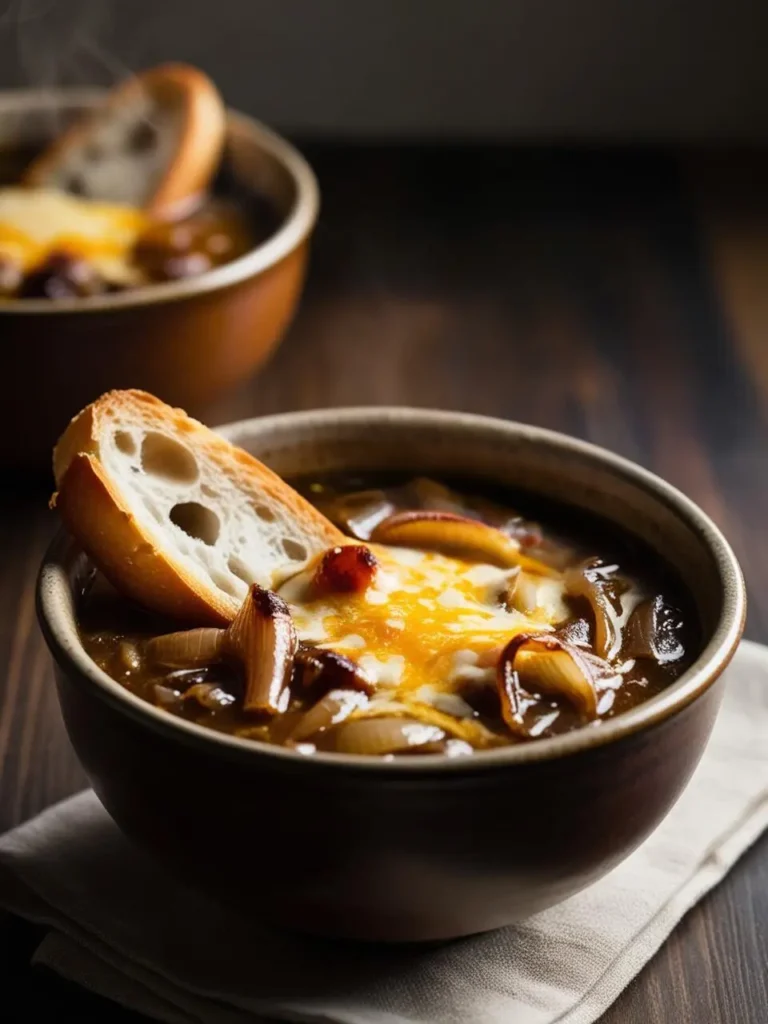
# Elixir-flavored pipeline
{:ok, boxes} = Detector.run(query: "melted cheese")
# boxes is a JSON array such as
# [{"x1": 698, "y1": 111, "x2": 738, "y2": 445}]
[
  {"x1": 0, "y1": 187, "x2": 149, "y2": 283},
  {"x1": 280, "y1": 545, "x2": 570, "y2": 699}
]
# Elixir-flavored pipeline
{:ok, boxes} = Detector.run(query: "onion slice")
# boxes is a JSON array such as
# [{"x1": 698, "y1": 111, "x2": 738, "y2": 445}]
[
  {"x1": 515, "y1": 649, "x2": 598, "y2": 717},
  {"x1": 564, "y1": 562, "x2": 623, "y2": 660},
  {"x1": 503, "y1": 569, "x2": 536, "y2": 613},
  {"x1": 320, "y1": 489, "x2": 395, "y2": 540},
  {"x1": 371, "y1": 510, "x2": 558, "y2": 576},
  {"x1": 153, "y1": 683, "x2": 182, "y2": 710},
  {"x1": 146, "y1": 628, "x2": 225, "y2": 669},
  {"x1": 289, "y1": 688, "x2": 369, "y2": 742},
  {"x1": 497, "y1": 632, "x2": 599, "y2": 736},
  {"x1": 391, "y1": 700, "x2": 503, "y2": 749},
  {"x1": 225, "y1": 584, "x2": 297, "y2": 715},
  {"x1": 182, "y1": 682, "x2": 237, "y2": 711},
  {"x1": 295, "y1": 647, "x2": 375, "y2": 696},
  {"x1": 329, "y1": 716, "x2": 446, "y2": 755},
  {"x1": 624, "y1": 595, "x2": 685, "y2": 664},
  {"x1": 404, "y1": 476, "x2": 475, "y2": 515}
]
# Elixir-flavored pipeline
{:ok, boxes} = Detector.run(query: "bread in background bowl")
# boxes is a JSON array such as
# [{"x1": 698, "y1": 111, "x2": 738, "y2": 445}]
[
  {"x1": 22, "y1": 64, "x2": 227, "y2": 213},
  {"x1": 37, "y1": 408, "x2": 745, "y2": 941},
  {"x1": 0, "y1": 88, "x2": 318, "y2": 467}
]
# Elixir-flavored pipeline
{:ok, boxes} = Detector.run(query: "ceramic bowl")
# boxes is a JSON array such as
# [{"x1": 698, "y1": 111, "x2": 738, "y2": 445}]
[
  {"x1": 0, "y1": 89, "x2": 318, "y2": 467},
  {"x1": 37, "y1": 408, "x2": 746, "y2": 941}
]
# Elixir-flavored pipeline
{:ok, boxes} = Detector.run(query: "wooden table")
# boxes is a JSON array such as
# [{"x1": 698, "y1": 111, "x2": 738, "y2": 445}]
[{"x1": 2, "y1": 145, "x2": 767, "y2": 1022}]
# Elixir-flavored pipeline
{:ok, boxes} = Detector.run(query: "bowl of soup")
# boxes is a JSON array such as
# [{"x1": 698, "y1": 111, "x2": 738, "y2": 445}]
[
  {"x1": 37, "y1": 408, "x2": 745, "y2": 941},
  {"x1": 0, "y1": 89, "x2": 318, "y2": 467}
]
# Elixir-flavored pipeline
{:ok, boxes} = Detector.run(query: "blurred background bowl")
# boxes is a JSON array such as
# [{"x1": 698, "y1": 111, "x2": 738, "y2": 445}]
[{"x1": 0, "y1": 88, "x2": 319, "y2": 469}]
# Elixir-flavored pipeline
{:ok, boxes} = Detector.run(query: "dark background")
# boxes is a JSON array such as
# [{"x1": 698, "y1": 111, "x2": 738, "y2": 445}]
[{"x1": 0, "y1": 0, "x2": 767, "y2": 139}]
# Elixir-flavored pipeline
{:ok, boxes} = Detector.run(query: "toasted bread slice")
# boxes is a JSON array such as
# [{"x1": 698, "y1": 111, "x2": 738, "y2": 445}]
[
  {"x1": 52, "y1": 391, "x2": 345, "y2": 625},
  {"x1": 24, "y1": 64, "x2": 226, "y2": 215}
]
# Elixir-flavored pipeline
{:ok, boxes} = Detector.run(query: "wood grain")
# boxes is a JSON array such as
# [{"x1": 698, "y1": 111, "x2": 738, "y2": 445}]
[{"x1": 2, "y1": 144, "x2": 767, "y2": 1022}]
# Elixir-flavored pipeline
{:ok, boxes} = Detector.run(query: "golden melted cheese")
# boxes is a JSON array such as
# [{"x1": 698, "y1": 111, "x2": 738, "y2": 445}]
[
  {"x1": 279, "y1": 545, "x2": 570, "y2": 699},
  {"x1": 0, "y1": 187, "x2": 149, "y2": 283}
]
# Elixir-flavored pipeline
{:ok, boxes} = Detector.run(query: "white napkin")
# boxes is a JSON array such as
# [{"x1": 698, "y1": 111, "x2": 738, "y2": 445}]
[{"x1": 2, "y1": 640, "x2": 768, "y2": 1024}]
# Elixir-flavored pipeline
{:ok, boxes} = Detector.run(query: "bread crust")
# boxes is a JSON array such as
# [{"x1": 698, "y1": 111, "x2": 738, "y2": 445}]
[
  {"x1": 24, "y1": 64, "x2": 226, "y2": 215},
  {"x1": 52, "y1": 390, "x2": 345, "y2": 623},
  {"x1": 56, "y1": 453, "x2": 236, "y2": 625}
]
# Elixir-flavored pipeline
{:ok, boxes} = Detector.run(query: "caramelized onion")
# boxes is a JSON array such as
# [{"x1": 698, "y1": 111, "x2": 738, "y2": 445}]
[
  {"x1": 146, "y1": 628, "x2": 225, "y2": 669},
  {"x1": 313, "y1": 544, "x2": 378, "y2": 595},
  {"x1": 225, "y1": 585, "x2": 297, "y2": 715},
  {"x1": 504, "y1": 570, "x2": 536, "y2": 614},
  {"x1": 182, "y1": 682, "x2": 236, "y2": 711},
  {"x1": 406, "y1": 477, "x2": 465, "y2": 513},
  {"x1": 408, "y1": 478, "x2": 545, "y2": 550},
  {"x1": 118, "y1": 639, "x2": 142, "y2": 672},
  {"x1": 515, "y1": 649, "x2": 598, "y2": 717},
  {"x1": 371, "y1": 510, "x2": 558, "y2": 575},
  {"x1": 564, "y1": 562, "x2": 623, "y2": 660},
  {"x1": 295, "y1": 647, "x2": 375, "y2": 696},
  {"x1": 321, "y1": 489, "x2": 395, "y2": 540},
  {"x1": 289, "y1": 688, "x2": 369, "y2": 742},
  {"x1": 503, "y1": 571, "x2": 572, "y2": 626},
  {"x1": 397, "y1": 700, "x2": 503, "y2": 748},
  {"x1": 556, "y1": 616, "x2": 591, "y2": 648},
  {"x1": 328, "y1": 717, "x2": 447, "y2": 755},
  {"x1": 502, "y1": 517, "x2": 543, "y2": 548},
  {"x1": 153, "y1": 683, "x2": 182, "y2": 710},
  {"x1": 165, "y1": 668, "x2": 211, "y2": 688},
  {"x1": 497, "y1": 633, "x2": 599, "y2": 736},
  {"x1": 624, "y1": 596, "x2": 685, "y2": 664}
]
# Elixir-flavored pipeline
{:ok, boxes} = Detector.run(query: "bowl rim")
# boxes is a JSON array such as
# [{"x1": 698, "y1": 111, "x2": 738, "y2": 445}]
[
  {"x1": 37, "y1": 406, "x2": 747, "y2": 774},
  {"x1": 0, "y1": 87, "x2": 319, "y2": 315}
]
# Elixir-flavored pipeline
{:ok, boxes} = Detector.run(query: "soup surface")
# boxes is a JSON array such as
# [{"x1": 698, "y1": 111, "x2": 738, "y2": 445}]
[
  {"x1": 80, "y1": 475, "x2": 698, "y2": 757},
  {"x1": 0, "y1": 146, "x2": 279, "y2": 300}
]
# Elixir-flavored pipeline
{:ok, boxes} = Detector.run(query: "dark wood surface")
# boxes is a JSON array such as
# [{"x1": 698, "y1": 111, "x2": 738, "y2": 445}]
[{"x1": 2, "y1": 144, "x2": 768, "y2": 1022}]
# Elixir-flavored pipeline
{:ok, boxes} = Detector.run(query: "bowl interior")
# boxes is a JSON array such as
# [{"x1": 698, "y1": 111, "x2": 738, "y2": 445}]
[
  {"x1": 39, "y1": 408, "x2": 746, "y2": 770},
  {"x1": 222, "y1": 408, "x2": 731, "y2": 637}
]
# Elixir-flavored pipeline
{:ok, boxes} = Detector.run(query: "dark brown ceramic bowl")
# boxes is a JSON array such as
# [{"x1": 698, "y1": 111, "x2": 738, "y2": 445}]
[
  {"x1": 37, "y1": 409, "x2": 745, "y2": 942},
  {"x1": 0, "y1": 89, "x2": 318, "y2": 468}
]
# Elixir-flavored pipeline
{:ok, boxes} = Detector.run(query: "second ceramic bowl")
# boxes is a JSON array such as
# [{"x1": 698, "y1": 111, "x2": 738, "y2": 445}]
[{"x1": 0, "y1": 89, "x2": 319, "y2": 467}]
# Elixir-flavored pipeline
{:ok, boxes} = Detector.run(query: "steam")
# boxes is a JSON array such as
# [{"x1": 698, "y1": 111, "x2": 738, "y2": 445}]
[
  {"x1": 0, "y1": 0, "x2": 130, "y2": 89},
  {"x1": 0, "y1": 0, "x2": 143, "y2": 137}
]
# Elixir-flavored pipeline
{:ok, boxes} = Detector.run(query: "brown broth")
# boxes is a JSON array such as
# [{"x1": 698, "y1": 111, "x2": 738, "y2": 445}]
[{"x1": 79, "y1": 475, "x2": 699, "y2": 756}]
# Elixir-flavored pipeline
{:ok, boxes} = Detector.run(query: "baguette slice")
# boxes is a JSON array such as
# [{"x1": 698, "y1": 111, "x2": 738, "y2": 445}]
[
  {"x1": 52, "y1": 391, "x2": 346, "y2": 625},
  {"x1": 24, "y1": 64, "x2": 226, "y2": 215}
]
